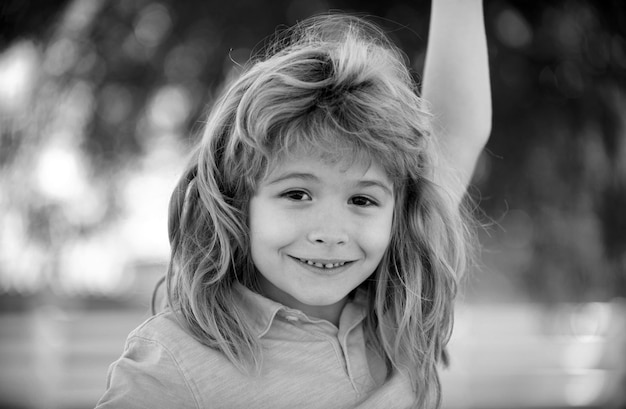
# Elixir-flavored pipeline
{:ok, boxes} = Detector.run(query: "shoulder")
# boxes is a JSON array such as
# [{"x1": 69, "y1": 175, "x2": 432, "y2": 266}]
[
  {"x1": 96, "y1": 311, "x2": 202, "y2": 408},
  {"x1": 129, "y1": 312, "x2": 208, "y2": 377},
  {"x1": 127, "y1": 310, "x2": 229, "y2": 368},
  {"x1": 129, "y1": 310, "x2": 244, "y2": 376},
  {"x1": 129, "y1": 310, "x2": 190, "y2": 347},
  {"x1": 97, "y1": 311, "x2": 236, "y2": 408}
]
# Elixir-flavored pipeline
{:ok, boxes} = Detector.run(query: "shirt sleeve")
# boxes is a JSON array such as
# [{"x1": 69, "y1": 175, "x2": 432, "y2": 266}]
[{"x1": 95, "y1": 336, "x2": 199, "y2": 409}]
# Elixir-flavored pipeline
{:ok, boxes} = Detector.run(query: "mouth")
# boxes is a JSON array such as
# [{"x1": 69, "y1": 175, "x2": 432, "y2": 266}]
[{"x1": 289, "y1": 256, "x2": 354, "y2": 270}]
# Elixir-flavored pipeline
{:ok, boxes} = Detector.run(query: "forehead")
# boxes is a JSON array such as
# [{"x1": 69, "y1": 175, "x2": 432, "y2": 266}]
[{"x1": 264, "y1": 145, "x2": 388, "y2": 179}]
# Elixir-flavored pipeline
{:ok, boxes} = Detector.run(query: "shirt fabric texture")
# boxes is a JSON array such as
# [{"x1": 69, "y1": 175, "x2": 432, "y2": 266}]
[{"x1": 95, "y1": 284, "x2": 415, "y2": 408}]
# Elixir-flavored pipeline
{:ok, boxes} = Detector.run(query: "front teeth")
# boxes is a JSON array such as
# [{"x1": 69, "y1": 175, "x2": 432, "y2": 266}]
[{"x1": 298, "y1": 258, "x2": 346, "y2": 269}]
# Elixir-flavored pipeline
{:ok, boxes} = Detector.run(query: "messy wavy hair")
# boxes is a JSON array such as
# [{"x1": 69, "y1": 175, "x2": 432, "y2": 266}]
[{"x1": 164, "y1": 14, "x2": 472, "y2": 409}]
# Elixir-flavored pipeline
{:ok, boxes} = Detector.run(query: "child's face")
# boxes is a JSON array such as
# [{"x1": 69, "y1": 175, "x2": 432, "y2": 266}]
[{"x1": 248, "y1": 151, "x2": 394, "y2": 323}]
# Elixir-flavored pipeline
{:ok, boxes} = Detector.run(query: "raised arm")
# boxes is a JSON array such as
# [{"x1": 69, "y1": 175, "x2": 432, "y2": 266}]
[{"x1": 422, "y1": 0, "x2": 492, "y2": 200}]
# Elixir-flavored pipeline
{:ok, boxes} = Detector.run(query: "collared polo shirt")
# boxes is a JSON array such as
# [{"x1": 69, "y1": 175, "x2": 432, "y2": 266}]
[{"x1": 95, "y1": 284, "x2": 415, "y2": 408}]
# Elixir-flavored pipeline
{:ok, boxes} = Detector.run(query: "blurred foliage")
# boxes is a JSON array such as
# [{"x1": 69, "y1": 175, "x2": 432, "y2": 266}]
[
  {"x1": 0, "y1": 0, "x2": 625, "y2": 302},
  {"x1": 479, "y1": 0, "x2": 626, "y2": 302}
]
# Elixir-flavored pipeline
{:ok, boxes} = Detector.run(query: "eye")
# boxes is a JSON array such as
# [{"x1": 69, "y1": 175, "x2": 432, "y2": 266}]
[
  {"x1": 349, "y1": 195, "x2": 377, "y2": 207},
  {"x1": 281, "y1": 190, "x2": 312, "y2": 201}
]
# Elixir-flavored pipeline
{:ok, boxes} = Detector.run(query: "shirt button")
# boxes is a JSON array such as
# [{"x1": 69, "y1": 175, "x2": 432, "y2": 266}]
[{"x1": 285, "y1": 315, "x2": 299, "y2": 322}]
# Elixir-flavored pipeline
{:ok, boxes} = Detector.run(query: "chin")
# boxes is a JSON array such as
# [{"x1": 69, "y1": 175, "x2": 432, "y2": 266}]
[{"x1": 295, "y1": 291, "x2": 347, "y2": 307}]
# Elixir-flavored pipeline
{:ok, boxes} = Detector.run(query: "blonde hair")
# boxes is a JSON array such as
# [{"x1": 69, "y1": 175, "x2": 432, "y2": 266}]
[{"x1": 164, "y1": 14, "x2": 472, "y2": 408}]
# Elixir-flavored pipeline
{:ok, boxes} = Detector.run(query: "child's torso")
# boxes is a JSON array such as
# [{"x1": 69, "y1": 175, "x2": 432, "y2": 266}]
[
  {"x1": 97, "y1": 285, "x2": 416, "y2": 409},
  {"x1": 146, "y1": 308, "x2": 414, "y2": 408}
]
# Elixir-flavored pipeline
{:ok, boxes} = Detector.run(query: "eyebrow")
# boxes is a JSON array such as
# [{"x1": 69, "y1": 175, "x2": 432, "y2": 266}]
[
  {"x1": 267, "y1": 172, "x2": 393, "y2": 196},
  {"x1": 266, "y1": 172, "x2": 319, "y2": 185},
  {"x1": 357, "y1": 180, "x2": 394, "y2": 196}
]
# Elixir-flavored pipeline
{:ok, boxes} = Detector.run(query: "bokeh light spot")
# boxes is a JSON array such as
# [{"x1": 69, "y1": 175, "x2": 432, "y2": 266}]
[
  {"x1": 495, "y1": 8, "x2": 533, "y2": 49},
  {"x1": 134, "y1": 3, "x2": 172, "y2": 48},
  {"x1": 35, "y1": 142, "x2": 86, "y2": 202},
  {"x1": 147, "y1": 85, "x2": 192, "y2": 130},
  {"x1": 0, "y1": 41, "x2": 39, "y2": 114},
  {"x1": 44, "y1": 37, "x2": 79, "y2": 76}
]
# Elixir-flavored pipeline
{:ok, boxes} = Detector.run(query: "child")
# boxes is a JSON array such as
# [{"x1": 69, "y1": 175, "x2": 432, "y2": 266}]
[{"x1": 96, "y1": 0, "x2": 490, "y2": 408}]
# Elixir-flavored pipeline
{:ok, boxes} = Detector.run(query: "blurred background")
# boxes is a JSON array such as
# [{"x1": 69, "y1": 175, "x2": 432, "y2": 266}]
[{"x1": 1, "y1": 0, "x2": 625, "y2": 408}]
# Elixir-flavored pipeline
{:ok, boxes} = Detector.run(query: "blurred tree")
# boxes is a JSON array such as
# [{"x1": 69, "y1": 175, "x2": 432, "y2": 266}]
[
  {"x1": 481, "y1": 0, "x2": 626, "y2": 301},
  {"x1": 0, "y1": 0, "x2": 624, "y2": 301}
]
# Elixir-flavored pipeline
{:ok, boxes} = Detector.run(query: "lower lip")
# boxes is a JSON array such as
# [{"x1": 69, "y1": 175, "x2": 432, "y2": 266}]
[{"x1": 289, "y1": 257, "x2": 353, "y2": 276}]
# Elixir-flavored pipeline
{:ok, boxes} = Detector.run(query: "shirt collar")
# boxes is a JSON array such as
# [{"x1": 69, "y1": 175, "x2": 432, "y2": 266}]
[
  {"x1": 234, "y1": 282, "x2": 285, "y2": 338},
  {"x1": 233, "y1": 282, "x2": 368, "y2": 339}
]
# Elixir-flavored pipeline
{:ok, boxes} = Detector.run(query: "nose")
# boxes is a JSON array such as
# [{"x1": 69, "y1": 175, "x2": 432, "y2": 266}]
[
  {"x1": 307, "y1": 229, "x2": 349, "y2": 246},
  {"x1": 306, "y1": 206, "x2": 349, "y2": 246}
]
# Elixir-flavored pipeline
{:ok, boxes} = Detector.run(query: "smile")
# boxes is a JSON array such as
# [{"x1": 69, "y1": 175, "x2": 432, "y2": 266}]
[{"x1": 291, "y1": 256, "x2": 351, "y2": 270}]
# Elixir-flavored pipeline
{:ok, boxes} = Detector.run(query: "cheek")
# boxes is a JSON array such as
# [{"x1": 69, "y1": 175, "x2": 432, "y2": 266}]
[
  {"x1": 249, "y1": 200, "x2": 274, "y2": 270},
  {"x1": 360, "y1": 211, "x2": 394, "y2": 255},
  {"x1": 249, "y1": 200, "x2": 271, "y2": 244},
  {"x1": 248, "y1": 199, "x2": 293, "y2": 250}
]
